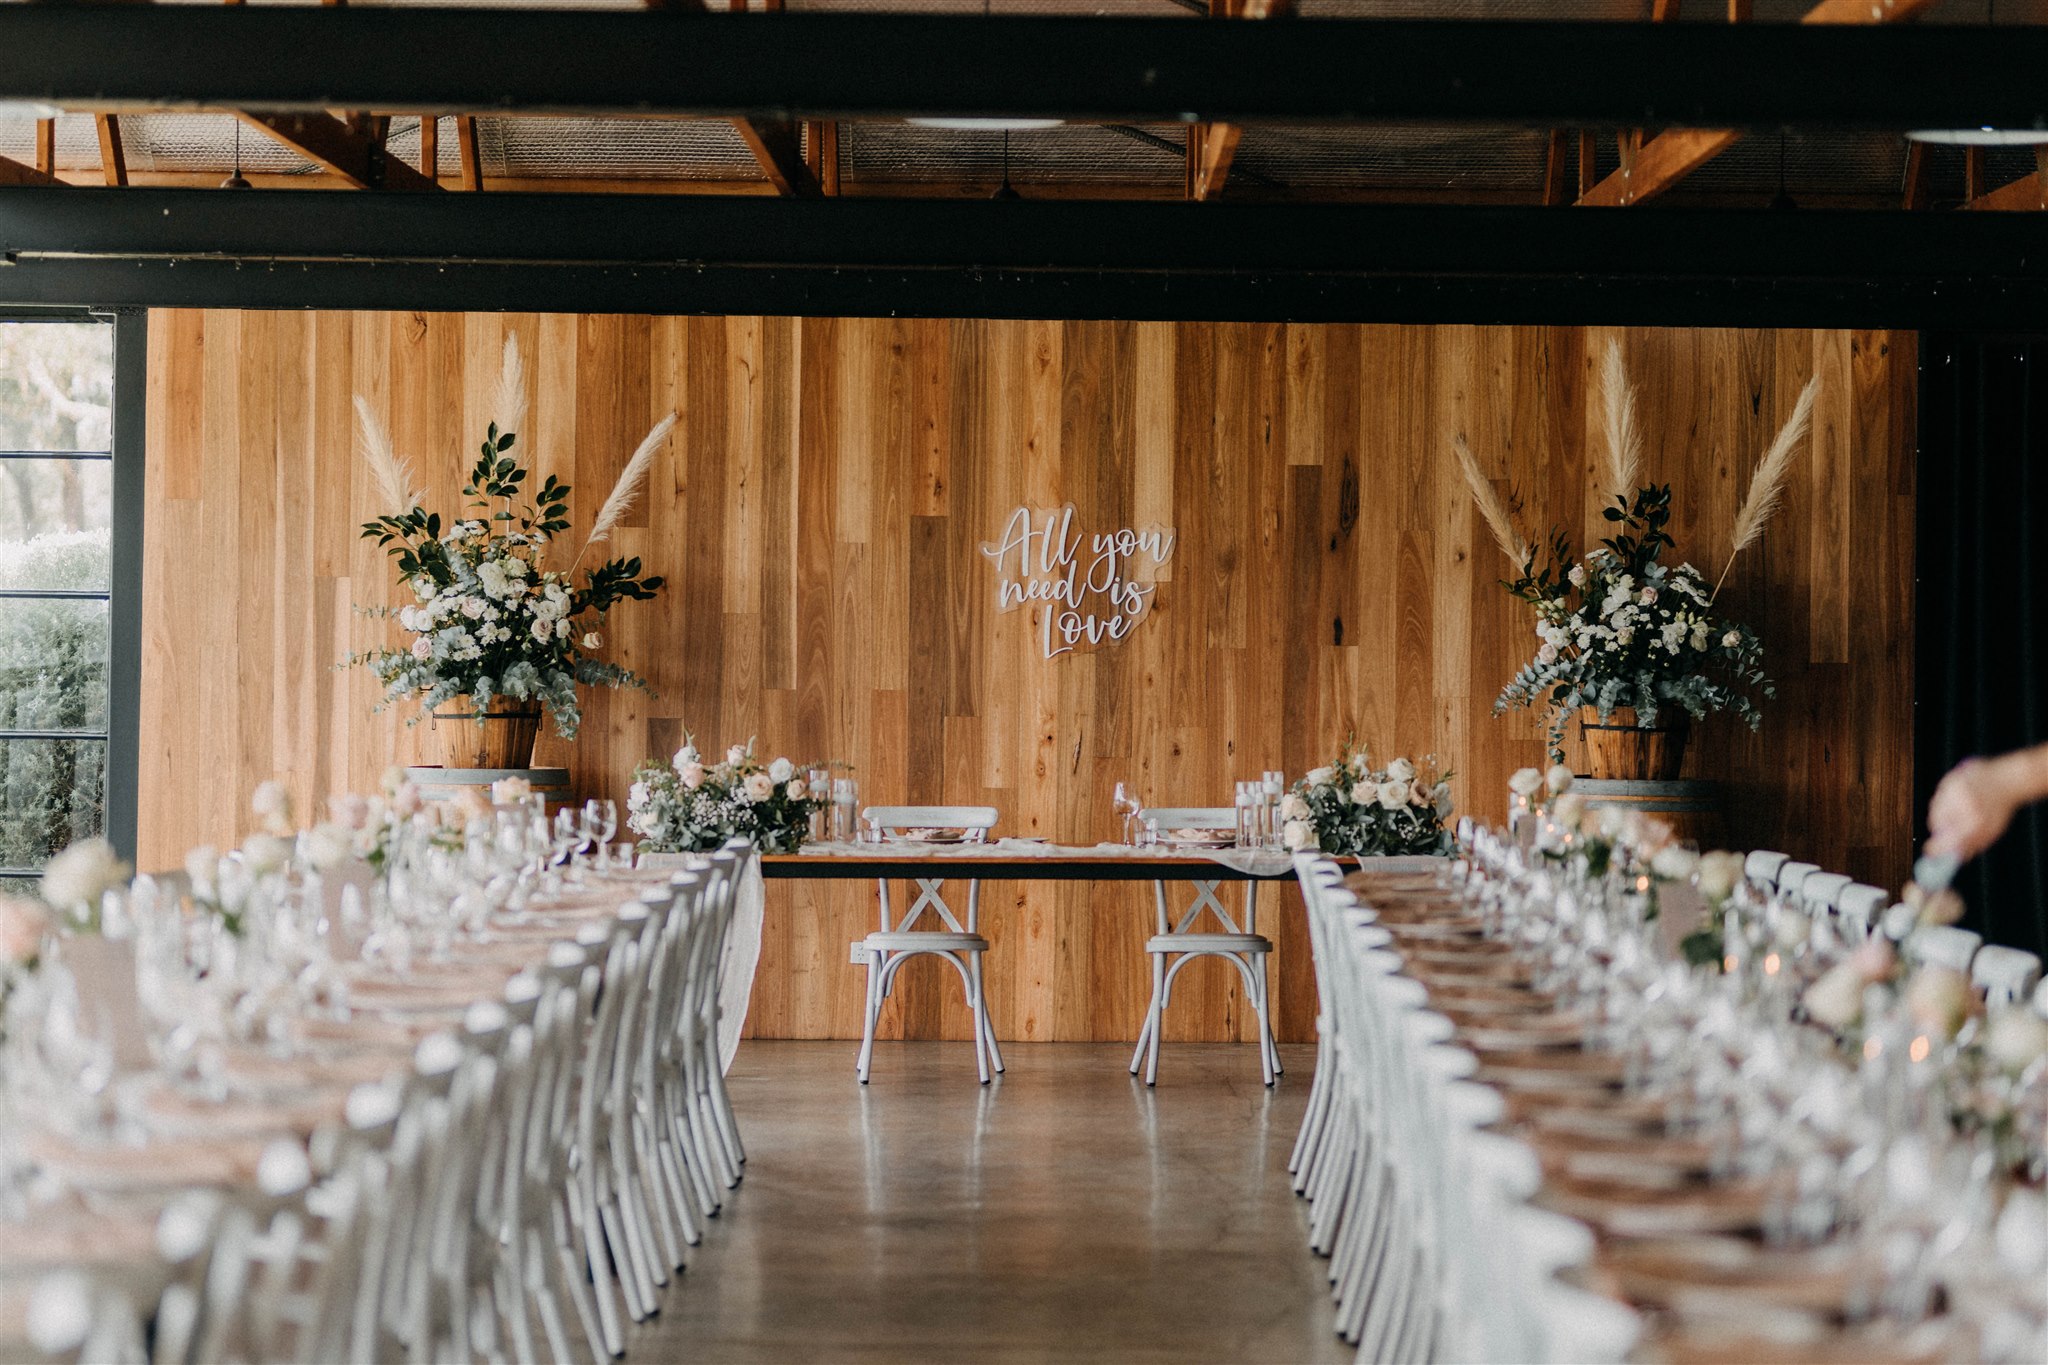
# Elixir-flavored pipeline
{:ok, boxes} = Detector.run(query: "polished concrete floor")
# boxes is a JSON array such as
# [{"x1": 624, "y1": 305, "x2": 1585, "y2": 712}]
[{"x1": 626, "y1": 1039, "x2": 1347, "y2": 1364}]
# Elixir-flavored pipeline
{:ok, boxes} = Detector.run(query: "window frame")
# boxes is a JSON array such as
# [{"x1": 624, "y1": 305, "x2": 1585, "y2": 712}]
[{"x1": 0, "y1": 307, "x2": 144, "y2": 881}]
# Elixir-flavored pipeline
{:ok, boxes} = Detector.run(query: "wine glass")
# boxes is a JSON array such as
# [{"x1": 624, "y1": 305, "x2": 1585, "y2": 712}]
[
  {"x1": 1112, "y1": 782, "x2": 1143, "y2": 845},
  {"x1": 585, "y1": 798, "x2": 618, "y2": 867}
]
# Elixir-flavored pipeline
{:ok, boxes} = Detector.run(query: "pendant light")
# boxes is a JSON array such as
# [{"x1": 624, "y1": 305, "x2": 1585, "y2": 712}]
[
  {"x1": 221, "y1": 119, "x2": 251, "y2": 190},
  {"x1": 992, "y1": 129, "x2": 1021, "y2": 201}
]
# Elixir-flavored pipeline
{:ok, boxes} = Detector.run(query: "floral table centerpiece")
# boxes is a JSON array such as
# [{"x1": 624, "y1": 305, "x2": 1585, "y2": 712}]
[
  {"x1": 1280, "y1": 746, "x2": 1454, "y2": 857},
  {"x1": 346, "y1": 339, "x2": 673, "y2": 768},
  {"x1": 1453, "y1": 343, "x2": 1812, "y2": 775},
  {"x1": 628, "y1": 737, "x2": 822, "y2": 854}
]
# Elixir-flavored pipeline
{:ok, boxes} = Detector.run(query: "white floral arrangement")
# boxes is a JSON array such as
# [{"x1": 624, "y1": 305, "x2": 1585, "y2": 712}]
[
  {"x1": 1453, "y1": 342, "x2": 1810, "y2": 760},
  {"x1": 1493, "y1": 493, "x2": 1771, "y2": 761},
  {"x1": 1280, "y1": 747, "x2": 1453, "y2": 857},
  {"x1": 345, "y1": 338, "x2": 673, "y2": 740},
  {"x1": 628, "y1": 736, "x2": 822, "y2": 855}
]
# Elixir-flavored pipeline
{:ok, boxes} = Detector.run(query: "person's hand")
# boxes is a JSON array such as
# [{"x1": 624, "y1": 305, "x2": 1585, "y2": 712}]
[{"x1": 1926, "y1": 756, "x2": 2019, "y2": 861}]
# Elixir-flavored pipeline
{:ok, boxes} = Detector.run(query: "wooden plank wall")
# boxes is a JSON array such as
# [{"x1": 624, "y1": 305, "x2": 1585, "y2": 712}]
[{"x1": 139, "y1": 314, "x2": 1915, "y2": 1043}]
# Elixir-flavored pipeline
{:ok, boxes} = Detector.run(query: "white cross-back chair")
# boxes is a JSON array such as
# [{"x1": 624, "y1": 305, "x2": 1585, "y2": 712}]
[
  {"x1": 1836, "y1": 883, "x2": 1891, "y2": 937},
  {"x1": 1973, "y1": 944, "x2": 2043, "y2": 1006},
  {"x1": 1128, "y1": 806, "x2": 1278, "y2": 1086},
  {"x1": 1744, "y1": 850, "x2": 1791, "y2": 889},
  {"x1": 1776, "y1": 860, "x2": 1821, "y2": 898},
  {"x1": 855, "y1": 806, "x2": 1003, "y2": 1084},
  {"x1": 1905, "y1": 923, "x2": 1984, "y2": 974}
]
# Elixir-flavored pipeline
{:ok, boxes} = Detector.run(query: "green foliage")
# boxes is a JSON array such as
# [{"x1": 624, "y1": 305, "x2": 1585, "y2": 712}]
[{"x1": 0, "y1": 531, "x2": 109, "y2": 872}]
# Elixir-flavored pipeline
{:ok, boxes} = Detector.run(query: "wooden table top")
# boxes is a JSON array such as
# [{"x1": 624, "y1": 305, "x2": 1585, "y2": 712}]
[{"x1": 760, "y1": 849, "x2": 1296, "y2": 881}]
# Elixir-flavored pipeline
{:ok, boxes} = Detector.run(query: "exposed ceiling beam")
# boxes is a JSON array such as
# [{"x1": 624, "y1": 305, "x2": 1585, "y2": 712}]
[
  {"x1": 5, "y1": 190, "x2": 2048, "y2": 328},
  {"x1": 236, "y1": 112, "x2": 439, "y2": 190},
  {"x1": 803, "y1": 119, "x2": 840, "y2": 196},
  {"x1": 0, "y1": 153, "x2": 65, "y2": 188},
  {"x1": 1188, "y1": 0, "x2": 1290, "y2": 202},
  {"x1": 33, "y1": 119, "x2": 54, "y2": 176},
  {"x1": 418, "y1": 115, "x2": 439, "y2": 182},
  {"x1": 1541, "y1": 130, "x2": 1568, "y2": 206},
  {"x1": 1576, "y1": 0, "x2": 1935, "y2": 207},
  {"x1": 0, "y1": 13, "x2": 2042, "y2": 129},
  {"x1": 455, "y1": 115, "x2": 482, "y2": 190},
  {"x1": 1971, "y1": 149, "x2": 2048, "y2": 211},
  {"x1": 730, "y1": 116, "x2": 818, "y2": 197},
  {"x1": 1902, "y1": 139, "x2": 1931, "y2": 209},
  {"x1": 94, "y1": 115, "x2": 127, "y2": 187}
]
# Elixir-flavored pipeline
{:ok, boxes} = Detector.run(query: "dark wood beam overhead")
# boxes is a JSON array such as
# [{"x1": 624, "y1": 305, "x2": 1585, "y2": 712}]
[
  {"x1": 1902, "y1": 139, "x2": 1931, "y2": 209},
  {"x1": 1186, "y1": 0, "x2": 1291, "y2": 203},
  {"x1": 236, "y1": 112, "x2": 439, "y2": 190},
  {"x1": 33, "y1": 119, "x2": 54, "y2": 177},
  {"x1": 1542, "y1": 130, "x2": 1568, "y2": 206},
  {"x1": 455, "y1": 115, "x2": 482, "y2": 190},
  {"x1": 418, "y1": 114, "x2": 439, "y2": 181},
  {"x1": 94, "y1": 116, "x2": 127, "y2": 187},
  {"x1": 0, "y1": 153, "x2": 65, "y2": 188},
  {"x1": 730, "y1": 115, "x2": 817, "y2": 197},
  {"x1": 1, "y1": 13, "x2": 2045, "y2": 130},
  {"x1": 1575, "y1": 0, "x2": 1935, "y2": 207},
  {"x1": 5, "y1": 188, "x2": 2048, "y2": 327}
]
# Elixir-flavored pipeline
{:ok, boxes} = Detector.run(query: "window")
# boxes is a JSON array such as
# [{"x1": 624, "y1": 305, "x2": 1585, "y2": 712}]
[{"x1": 0, "y1": 313, "x2": 138, "y2": 888}]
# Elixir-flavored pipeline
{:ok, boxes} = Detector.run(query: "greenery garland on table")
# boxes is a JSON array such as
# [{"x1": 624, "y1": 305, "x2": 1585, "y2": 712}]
[{"x1": 343, "y1": 338, "x2": 671, "y2": 740}]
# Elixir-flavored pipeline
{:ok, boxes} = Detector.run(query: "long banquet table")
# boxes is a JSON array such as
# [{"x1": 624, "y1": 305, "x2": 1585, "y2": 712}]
[{"x1": 1324, "y1": 858, "x2": 2045, "y2": 1365}]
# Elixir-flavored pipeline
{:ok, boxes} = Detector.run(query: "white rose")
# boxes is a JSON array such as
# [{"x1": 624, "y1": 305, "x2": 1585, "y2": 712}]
[
  {"x1": 1376, "y1": 781, "x2": 1408, "y2": 811},
  {"x1": 1696, "y1": 850, "x2": 1743, "y2": 904},
  {"x1": 681, "y1": 763, "x2": 706, "y2": 790},
  {"x1": 461, "y1": 598, "x2": 486, "y2": 621},
  {"x1": 769, "y1": 757, "x2": 795, "y2": 784},
  {"x1": 727, "y1": 745, "x2": 748, "y2": 766},
  {"x1": 390, "y1": 782, "x2": 423, "y2": 818},
  {"x1": 1759, "y1": 904, "x2": 1805, "y2": 952},
  {"x1": 40, "y1": 837, "x2": 130, "y2": 919},
  {"x1": 1650, "y1": 846, "x2": 1698, "y2": 882},
  {"x1": 1507, "y1": 767, "x2": 1543, "y2": 798},
  {"x1": 1348, "y1": 780, "x2": 1374, "y2": 806},
  {"x1": 1282, "y1": 819, "x2": 1317, "y2": 852},
  {"x1": 678, "y1": 744, "x2": 700, "y2": 766},
  {"x1": 1904, "y1": 966, "x2": 1974, "y2": 1040},
  {"x1": 556, "y1": 619, "x2": 572, "y2": 640},
  {"x1": 1385, "y1": 757, "x2": 1415, "y2": 784},
  {"x1": 1433, "y1": 782, "x2": 1454, "y2": 818},
  {"x1": 1803, "y1": 962, "x2": 1865, "y2": 1032},
  {"x1": 1544, "y1": 764, "x2": 1574, "y2": 797},
  {"x1": 491, "y1": 776, "x2": 533, "y2": 805},
  {"x1": 1550, "y1": 791, "x2": 1587, "y2": 830},
  {"x1": 1305, "y1": 766, "x2": 1335, "y2": 786},
  {"x1": 582, "y1": 632, "x2": 602, "y2": 651},
  {"x1": 183, "y1": 845, "x2": 220, "y2": 898},
  {"x1": 1597, "y1": 805, "x2": 1628, "y2": 839},
  {"x1": 301, "y1": 822, "x2": 354, "y2": 873},
  {"x1": 786, "y1": 779, "x2": 808, "y2": 801},
  {"x1": 1721, "y1": 630, "x2": 1741, "y2": 649},
  {"x1": 1280, "y1": 793, "x2": 1310, "y2": 821},
  {"x1": 251, "y1": 779, "x2": 291, "y2": 824},
  {"x1": 379, "y1": 765, "x2": 407, "y2": 798},
  {"x1": 1567, "y1": 564, "x2": 1587, "y2": 588},
  {"x1": 531, "y1": 619, "x2": 553, "y2": 642},
  {"x1": 411, "y1": 635, "x2": 434, "y2": 660},
  {"x1": 743, "y1": 773, "x2": 774, "y2": 803},
  {"x1": 1983, "y1": 1008, "x2": 2048, "y2": 1075},
  {"x1": 1537, "y1": 643, "x2": 1558, "y2": 665},
  {"x1": 240, "y1": 833, "x2": 293, "y2": 877}
]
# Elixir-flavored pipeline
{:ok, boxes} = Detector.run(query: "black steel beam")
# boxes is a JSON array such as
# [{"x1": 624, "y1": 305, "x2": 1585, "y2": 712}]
[
  {"x1": 1, "y1": 11, "x2": 2048, "y2": 131},
  {"x1": 5, "y1": 188, "x2": 2048, "y2": 328}
]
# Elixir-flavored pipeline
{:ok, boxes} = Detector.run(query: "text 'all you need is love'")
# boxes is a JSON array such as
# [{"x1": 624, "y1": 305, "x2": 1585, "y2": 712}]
[{"x1": 979, "y1": 505, "x2": 1177, "y2": 659}]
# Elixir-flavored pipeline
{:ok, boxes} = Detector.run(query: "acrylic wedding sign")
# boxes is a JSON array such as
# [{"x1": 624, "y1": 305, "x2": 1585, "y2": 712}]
[{"x1": 980, "y1": 505, "x2": 1177, "y2": 660}]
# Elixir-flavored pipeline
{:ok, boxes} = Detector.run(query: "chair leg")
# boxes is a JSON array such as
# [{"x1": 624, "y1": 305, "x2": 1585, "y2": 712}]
[
  {"x1": 1128, "y1": 951, "x2": 1158, "y2": 1076},
  {"x1": 970, "y1": 950, "x2": 1003, "y2": 1076},
  {"x1": 1249, "y1": 951, "x2": 1276, "y2": 1087},
  {"x1": 855, "y1": 948, "x2": 882, "y2": 1084},
  {"x1": 1137, "y1": 951, "x2": 1166, "y2": 1086},
  {"x1": 963, "y1": 954, "x2": 991, "y2": 1086}
]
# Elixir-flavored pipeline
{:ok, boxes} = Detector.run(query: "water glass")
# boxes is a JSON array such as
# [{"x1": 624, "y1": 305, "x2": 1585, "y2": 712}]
[
  {"x1": 807, "y1": 768, "x2": 832, "y2": 842},
  {"x1": 831, "y1": 778, "x2": 859, "y2": 842}
]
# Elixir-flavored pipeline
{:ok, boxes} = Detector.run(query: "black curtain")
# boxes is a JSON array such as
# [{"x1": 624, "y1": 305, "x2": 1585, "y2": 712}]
[{"x1": 1917, "y1": 335, "x2": 2048, "y2": 960}]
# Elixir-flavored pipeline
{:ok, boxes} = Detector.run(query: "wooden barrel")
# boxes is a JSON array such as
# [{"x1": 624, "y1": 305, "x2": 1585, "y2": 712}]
[
  {"x1": 1573, "y1": 778, "x2": 1725, "y2": 850},
  {"x1": 406, "y1": 766, "x2": 573, "y2": 817}
]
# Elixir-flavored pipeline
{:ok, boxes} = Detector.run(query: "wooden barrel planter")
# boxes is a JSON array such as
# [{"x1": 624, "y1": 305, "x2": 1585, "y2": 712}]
[
  {"x1": 1578, "y1": 707, "x2": 1689, "y2": 781},
  {"x1": 431, "y1": 695, "x2": 542, "y2": 770},
  {"x1": 406, "y1": 766, "x2": 573, "y2": 817},
  {"x1": 1573, "y1": 778, "x2": 1725, "y2": 850}
]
